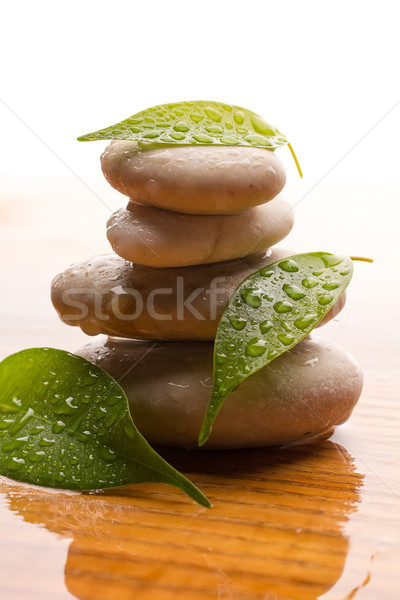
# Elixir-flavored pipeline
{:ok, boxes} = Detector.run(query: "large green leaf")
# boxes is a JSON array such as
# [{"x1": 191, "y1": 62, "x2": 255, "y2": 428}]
[
  {"x1": 0, "y1": 348, "x2": 210, "y2": 507},
  {"x1": 78, "y1": 100, "x2": 288, "y2": 150},
  {"x1": 198, "y1": 253, "x2": 353, "y2": 445}
]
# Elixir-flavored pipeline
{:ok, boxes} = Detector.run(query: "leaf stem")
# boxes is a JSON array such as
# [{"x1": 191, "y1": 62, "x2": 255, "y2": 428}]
[
  {"x1": 350, "y1": 256, "x2": 374, "y2": 263},
  {"x1": 287, "y1": 143, "x2": 303, "y2": 178}
]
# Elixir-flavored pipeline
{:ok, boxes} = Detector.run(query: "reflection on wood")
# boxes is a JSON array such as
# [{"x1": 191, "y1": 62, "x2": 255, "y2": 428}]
[{"x1": 1, "y1": 442, "x2": 363, "y2": 600}]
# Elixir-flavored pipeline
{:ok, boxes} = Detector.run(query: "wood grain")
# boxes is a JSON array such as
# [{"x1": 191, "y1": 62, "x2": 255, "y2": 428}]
[{"x1": 0, "y1": 180, "x2": 399, "y2": 600}]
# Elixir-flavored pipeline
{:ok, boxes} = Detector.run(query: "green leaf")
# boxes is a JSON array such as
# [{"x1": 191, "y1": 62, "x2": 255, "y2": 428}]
[
  {"x1": 0, "y1": 348, "x2": 210, "y2": 507},
  {"x1": 77, "y1": 100, "x2": 288, "y2": 150},
  {"x1": 198, "y1": 253, "x2": 353, "y2": 446}
]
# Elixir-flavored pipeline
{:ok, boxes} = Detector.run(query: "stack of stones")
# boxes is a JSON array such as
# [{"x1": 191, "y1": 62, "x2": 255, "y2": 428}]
[{"x1": 51, "y1": 142, "x2": 363, "y2": 449}]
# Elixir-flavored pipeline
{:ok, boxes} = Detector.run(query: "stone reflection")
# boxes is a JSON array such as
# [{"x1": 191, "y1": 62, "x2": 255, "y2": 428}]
[{"x1": 1, "y1": 440, "x2": 363, "y2": 600}]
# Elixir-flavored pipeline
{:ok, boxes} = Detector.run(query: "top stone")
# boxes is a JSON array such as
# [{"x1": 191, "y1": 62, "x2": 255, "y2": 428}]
[{"x1": 101, "y1": 142, "x2": 286, "y2": 215}]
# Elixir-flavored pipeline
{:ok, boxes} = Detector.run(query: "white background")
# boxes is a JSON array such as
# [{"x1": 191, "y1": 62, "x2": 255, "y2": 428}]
[{"x1": 1, "y1": 0, "x2": 399, "y2": 184}]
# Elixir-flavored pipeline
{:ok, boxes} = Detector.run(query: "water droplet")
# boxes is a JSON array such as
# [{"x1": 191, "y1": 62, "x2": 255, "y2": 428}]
[
  {"x1": 124, "y1": 421, "x2": 136, "y2": 439},
  {"x1": 243, "y1": 133, "x2": 271, "y2": 146},
  {"x1": 279, "y1": 259, "x2": 299, "y2": 273},
  {"x1": 274, "y1": 301, "x2": 293, "y2": 313},
  {"x1": 319, "y1": 254, "x2": 344, "y2": 267},
  {"x1": 220, "y1": 135, "x2": 239, "y2": 144},
  {"x1": 52, "y1": 421, "x2": 66, "y2": 434},
  {"x1": 8, "y1": 408, "x2": 34, "y2": 434},
  {"x1": 55, "y1": 472, "x2": 66, "y2": 483},
  {"x1": 170, "y1": 132, "x2": 185, "y2": 141},
  {"x1": 39, "y1": 438, "x2": 56, "y2": 447},
  {"x1": 143, "y1": 129, "x2": 160, "y2": 139},
  {"x1": 8, "y1": 457, "x2": 26, "y2": 471},
  {"x1": 302, "y1": 277, "x2": 319, "y2": 288},
  {"x1": 190, "y1": 113, "x2": 203, "y2": 123},
  {"x1": 192, "y1": 133, "x2": 213, "y2": 144},
  {"x1": 322, "y1": 280, "x2": 341, "y2": 290},
  {"x1": 318, "y1": 294, "x2": 334, "y2": 306},
  {"x1": 283, "y1": 284, "x2": 306, "y2": 301},
  {"x1": 27, "y1": 451, "x2": 45, "y2": 463},
  {"x1": 312, "y1": 270, "x2": 324, "y2": 276},
  {"x1": 204, "y1": 107, "x2": 222, "y2": 122},
  {"x1": 0, "y1": 419, "x2": 14, "y2": 430},
  {"x1": 250, "y1": 115, "x2": 276, "y2": 136},
  {"x1": 205, "y1": 125, "x2": 223, "y2": 134},
  {"x1": 99, "y1": 447, "x2": 118, "y2": 463},
  {"x1": 294, "y1": 313, "x2": 318, "y2": 330},
  {"x1": 340, "y1": 268, "x2": 350, "y2": 276},
  {"x1": 259, "y1": 320, "x2": 273, "y2": 334},
  {"x1": 173, "y1": 121, "x2": 190, "y2": 132},
  {"x1": 229, "y1": 317, "x2": 247, "y2": 331},
  {"x1": 2, "y1": 439, "x2": 27, "y2": 452},
  {"x1": 277, "y1": 333, "x2": 295, "y2": 346},
  {"x1": 29, "y1": 425, "x2": 45, "y2": 435},
  {"x1": 267, "y1": 350, "x2": 279, "y2": 360},
  {"x1": 240, "y1": 288, "x2": 262, "y2": 308},
  {"x1": 245, "y1": 338, "x2": 267, "y2": 357},
  {"x1": 75, "y1": 432, "x2": 90, "y2": 443},
  {"x1": 54, "y1": 396, "x2": 79, "y2": 415},
  {"x1": 84, "y1": 454, "x2": 94, "y2": 467},
  {"x1": 233, "y1": 110, "x2": 245, "y2": 124},
  {"x1": 260, "y1": 268, "x2": 274, "y2": 277},
  {"x1": 215, "y1": 352, "x2": 227, "y2": 364}
]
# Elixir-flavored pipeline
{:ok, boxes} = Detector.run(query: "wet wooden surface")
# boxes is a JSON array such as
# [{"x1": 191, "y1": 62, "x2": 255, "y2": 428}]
[{"x1": 0, "y1": 179, "x2": 399, "y2": 599}]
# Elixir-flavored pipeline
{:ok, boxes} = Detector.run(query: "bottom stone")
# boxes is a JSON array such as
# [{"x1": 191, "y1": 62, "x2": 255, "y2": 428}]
[{"x1": 76, "y1": 335, "x2": 363, "y2": 449}]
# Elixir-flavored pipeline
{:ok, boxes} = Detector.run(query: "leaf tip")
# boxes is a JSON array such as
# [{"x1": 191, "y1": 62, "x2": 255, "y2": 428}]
[{"x1": 198, "y1": 424, "x2": 210, "y2": 447}]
